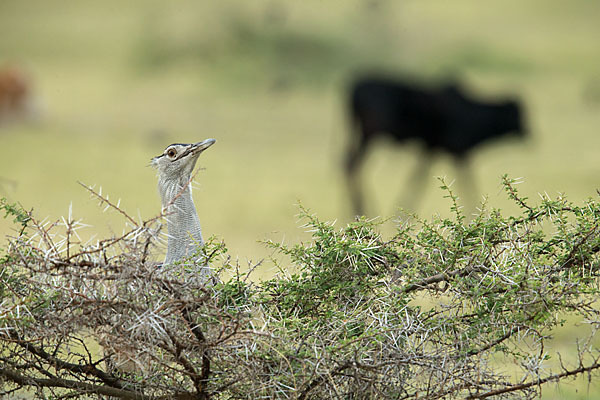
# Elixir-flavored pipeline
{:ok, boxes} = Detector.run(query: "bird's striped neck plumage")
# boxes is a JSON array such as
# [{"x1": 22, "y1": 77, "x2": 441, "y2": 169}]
[
  {"x1": 152, "y1": 139, "x2": 216, "y2": 280},
  {"x1": 160, "y1": 177, "x2": 204, "y2": 266}
]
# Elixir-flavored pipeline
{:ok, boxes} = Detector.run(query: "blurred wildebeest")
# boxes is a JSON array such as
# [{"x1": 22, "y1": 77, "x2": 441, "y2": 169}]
[
  {"x1": 0, "y1": 65, "x2": 34, "y2": 124},
  {"x1": 346, "y1": 76, "x2": 526, "y2": 215}
]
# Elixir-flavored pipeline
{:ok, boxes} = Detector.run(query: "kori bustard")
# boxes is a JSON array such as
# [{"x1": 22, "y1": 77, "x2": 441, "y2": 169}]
[{"x1": 151, "y1": 139, "x2": 215, "y2": 278}]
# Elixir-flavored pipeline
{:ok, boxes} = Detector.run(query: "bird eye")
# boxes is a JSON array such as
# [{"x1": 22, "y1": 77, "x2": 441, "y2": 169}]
[{"x1": 167, "y1": 149, "x2": 177, "y2": 158}]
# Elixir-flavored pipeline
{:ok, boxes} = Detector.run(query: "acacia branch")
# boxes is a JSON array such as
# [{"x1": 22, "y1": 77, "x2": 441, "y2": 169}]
[
  {"x1": 0, "y1": 367, "x2": 194, "y2": 400},
  {"x1": 464, "y1": 326, "x2": 519, "y2": 358},
  {"x1": 182, "y1": 306, "x2": 211, "y2": 399},
  {"x1": 7, "y1": 333, "x2": 124, "y2": 389},
  {"x1": 78, "y1": 182, "x2": 139, "y2": 228},
  {"x1": 297, "y1": 361, "x2": 352, "y2": 400},
  {"x1": 402, "y1": 264, "x2": 483, "y2": 293},
  {"x1": 466, "y1": 360, "x2": 600, "y2": 399},
  {"x1": 168, "y1": 331, "x2": 202, "y2": 397}
]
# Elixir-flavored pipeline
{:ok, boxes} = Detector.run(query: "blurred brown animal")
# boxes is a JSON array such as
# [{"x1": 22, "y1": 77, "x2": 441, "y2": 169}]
[{"x1": 0, "y1": 66, "x2": 32, "y2": 122}]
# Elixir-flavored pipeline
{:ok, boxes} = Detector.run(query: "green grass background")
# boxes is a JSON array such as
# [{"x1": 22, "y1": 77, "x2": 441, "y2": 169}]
[{"x1": 1, "y1": 1, "x2": 599, "y2": 398}]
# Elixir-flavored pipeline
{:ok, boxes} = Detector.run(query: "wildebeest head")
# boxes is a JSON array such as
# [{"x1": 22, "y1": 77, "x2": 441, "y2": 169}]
[{"x1": 502, "y1": 99, "x2": 526, "y2": 137}]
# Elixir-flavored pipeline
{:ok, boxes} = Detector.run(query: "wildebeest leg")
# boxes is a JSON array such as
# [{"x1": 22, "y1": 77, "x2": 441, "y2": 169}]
[
  {"x1": 454, "y1": 155, "x2": 478, "y2": 219},
  {"x1": 396, "y1": 150, "x2": 433, "y2": 214},
  {"x1": 345, "y1": 136, "x2": 369, "y2": 216}
]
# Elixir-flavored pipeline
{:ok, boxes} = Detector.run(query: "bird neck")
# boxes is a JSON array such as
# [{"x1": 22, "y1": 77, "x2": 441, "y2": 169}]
[{"x1": 160, "y1": 178, "x2": 204, "y2": 265}]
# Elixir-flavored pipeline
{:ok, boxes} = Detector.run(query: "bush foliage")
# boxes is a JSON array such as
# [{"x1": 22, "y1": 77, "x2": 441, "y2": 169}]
[{"x1": 1, "y1": 176, "x2": 600, "y2": 399}]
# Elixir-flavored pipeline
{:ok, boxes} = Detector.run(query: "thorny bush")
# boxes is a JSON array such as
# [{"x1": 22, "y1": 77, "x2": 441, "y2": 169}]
[{"x1": 1, "y1": 176, "x2": 600, "y2": 399}]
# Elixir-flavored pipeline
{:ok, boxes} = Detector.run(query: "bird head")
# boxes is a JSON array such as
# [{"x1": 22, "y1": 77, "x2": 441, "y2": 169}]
[{"x1": 152, "y1": 139, "x2": 216, "y2": 189}]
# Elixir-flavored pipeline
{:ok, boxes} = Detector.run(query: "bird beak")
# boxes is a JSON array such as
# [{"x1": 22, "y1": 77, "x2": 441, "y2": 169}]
[{"x1": 191, "y1": 138, "x2": 216, "y2": 154}]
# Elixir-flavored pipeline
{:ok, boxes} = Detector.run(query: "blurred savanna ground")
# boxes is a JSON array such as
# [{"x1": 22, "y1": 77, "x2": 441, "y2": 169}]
[{"x1": 1, "y1": 1, "x2": 599, "y2": 398}]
